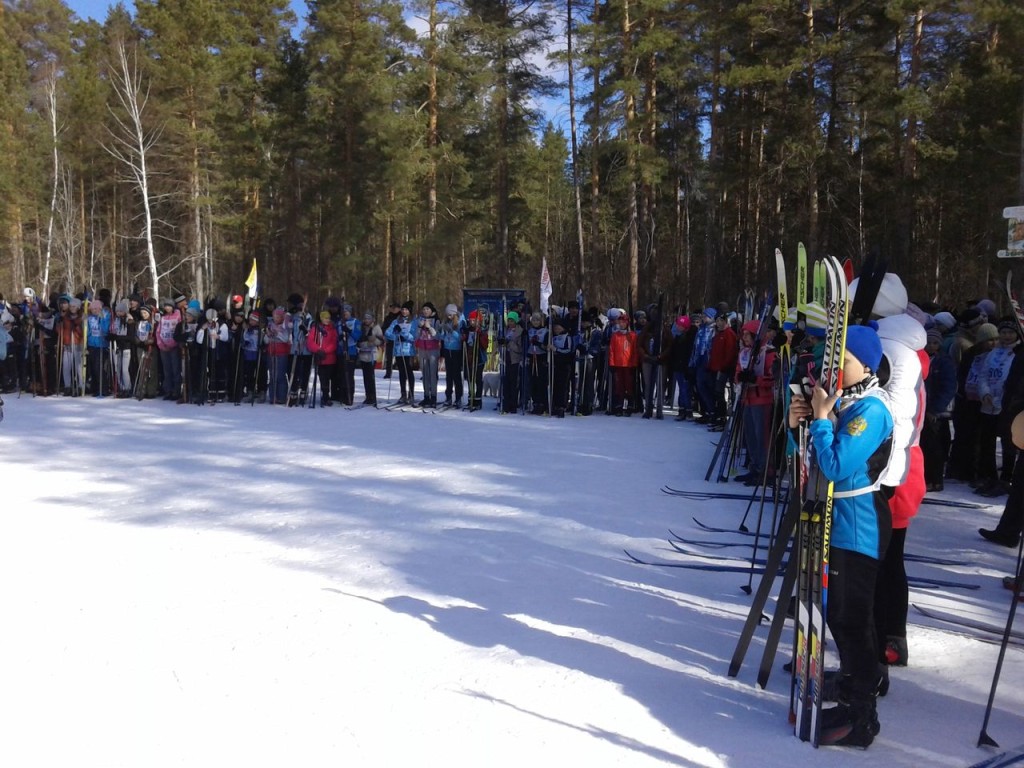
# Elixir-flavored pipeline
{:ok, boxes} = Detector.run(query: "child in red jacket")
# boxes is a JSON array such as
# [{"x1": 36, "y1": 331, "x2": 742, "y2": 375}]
[
  {"x1": 306, "y1": 311, "x2": 338, "y2": 407},
  {"x1": 734, "y1": 320, "x2": 776, "y2": 483},
  {"x1": 608, "y1": 312, "x2": 638, "y2": 416}
]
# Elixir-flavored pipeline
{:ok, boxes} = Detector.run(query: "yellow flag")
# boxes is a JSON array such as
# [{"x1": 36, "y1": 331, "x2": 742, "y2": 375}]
[{"x1": 244, "y1": 259, "x2": 258, "y2": 298}]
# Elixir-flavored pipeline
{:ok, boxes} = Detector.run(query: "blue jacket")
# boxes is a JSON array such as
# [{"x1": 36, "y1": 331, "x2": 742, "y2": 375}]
[
  {"x1": 336, "y1": 318, "x2": 362, "y2": 358},
  {"x1": 440, "y1": 318, "x2": 465, "y2": 351},
  {"x1": 86, "y1": 312, "x2": 111, "y2": 349},
  {"x1": 808, "y1": 389, "x2": 893, "y2": 560},
  {"x1": 690, "y1": 323, "x2": 715, "y2": 367},
  {"x1": 385, "y1": 317, "x2": 415, "y2": 357}
]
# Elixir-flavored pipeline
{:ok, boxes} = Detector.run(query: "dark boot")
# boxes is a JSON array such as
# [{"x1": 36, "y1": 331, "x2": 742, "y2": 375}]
[
  {"x1": 820, "y1": 678, "x2": 880, "y2": 748},
  {"x1": 883, "y1": 636, "x2": 908, "y2": 667}
]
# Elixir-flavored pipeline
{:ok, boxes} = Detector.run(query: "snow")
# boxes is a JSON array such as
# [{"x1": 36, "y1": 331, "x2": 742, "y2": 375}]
[{"x1": 2, "y1": 376, "x2": 1022, "y2": 767}]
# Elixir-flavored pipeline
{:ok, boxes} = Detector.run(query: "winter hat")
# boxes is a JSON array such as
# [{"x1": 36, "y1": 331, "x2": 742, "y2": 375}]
[
  {"x1": 958, "y1": 308, "x2": 984, "y2": 328},
  {"x1": 530, "y1": 311, "x2": 544, "y2": 323},
  {"x1": 174, "y1": 294, "x2": 187, "y2": 305},
  {"x1": 702, "y1": 307, "x2": 717, "y2": 320},
  {"x1": 506, "y1": 311, "x2": 520, "y2": 324},
  {"x1": 273, "y1": 306, "x2": 285, "y2": 318},
  {"x1": 186, "y1": 299, "x2": 201, "y2": 313},
  {"x1": 422, "y1": 302, "x2": 437, "y2": 316},
  {"x1": 445, "y1": 303, "x2": 458, "y2": 317},
  {"x1": 139, "y1": 305, "x2": 152, "y2": 317},
  {"x1": 933, "y1": 311, "x2": 957, "y2": 331},
  {"x1": 287, "y1": 293, "x2": 304, "y2": 308},
  {"x1": 552, "y1": 317, "x2": 565, "y2": 330},
  {"x1": 468, "y1": 310, "x2": 479, "y2": 322},
  {"x1": 976, "y1": 299, "x2": 998, "y2": 320},
  {"x1": 998, "y1": 318, "x2": 1019, "y2": 334},
  {"x1": 675, "y1": 315, "x2": 691, "y2": 331},
  {"x1": 844, "y1": 323, "x2": 884, "y2": 372},
  {"x1": 185, "y1": 306, "x2": 200, "y2": 319},
  {"x1": 926, "y1": 328, "x2": 943, "y2": 346},
  {"x1": 115, "y1": 299, "x2": 130, "y2": 314},
  {"x1": 741, "y1": 320, "x2": 760, "y2": 335},
  {"x1": 803, "y1": 301, "x2": 829, "y2": 336},
  {"x1": 402, "y1": 300, "x2": 415, "y2": 312},
  {"x1": 607, "y1": 308, "x2": 622, "y2": 321},
  {"x1": 975, "y1": 323, "x2": 999, "y2": 344},
  {"x1": 634, "y1": 309, "x2": 647, "y2": 320},
  {"x1": 341, "y1": 303, "x2": 353, "y2": 315},
  {"x1": 849, "y1": 273, "x2": 908, "y2": 318},
  {"x1": 23, "y1": 287, "x2": 35, "y2": 298},
  {"x1": 249, "y1": 310, "x2": 262, "y2": 322},
  {"x1": 319, "y1": 310, "x2": 331, "y2": 322},
  {"x1": 363, "y1": 311, "x2": 375, "y2": 322},
  {"x1": 69, "y1": 298, "x2": 82, "y2": 311}
]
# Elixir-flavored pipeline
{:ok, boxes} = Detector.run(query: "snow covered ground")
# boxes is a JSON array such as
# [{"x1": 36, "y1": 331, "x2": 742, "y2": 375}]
[{"x1": 2, "y1": 374, "x2": 1022, "y2": 767}]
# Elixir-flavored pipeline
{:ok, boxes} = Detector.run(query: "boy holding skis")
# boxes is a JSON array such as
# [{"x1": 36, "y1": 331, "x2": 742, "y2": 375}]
[{"x1": 788, "y1": 323, "x2": 893, "y2": 748}]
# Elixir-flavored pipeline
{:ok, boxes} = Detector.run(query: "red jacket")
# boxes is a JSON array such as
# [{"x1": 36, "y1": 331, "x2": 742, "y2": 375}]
[
  {"x1": 737, "y1": 344, "x2": 776, "y2": 407},
  {"x1": 608, "y1": 329, "x2": 638, "y2": 368},
  {"x1": 709, "y1": 326, "x2": 738, "y2": 373},
  {"x1": 306, "y1": 322, "x2": 338, "y2": 365}
]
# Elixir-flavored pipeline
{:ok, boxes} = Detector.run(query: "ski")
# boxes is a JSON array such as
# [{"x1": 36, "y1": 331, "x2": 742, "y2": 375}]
[
  {"x1": 624, "y1": 550, "x2": 783, "y2": 575},
  {"x1": 668, "y1": 532, "x2": 966, "y2": 566},
  {"x1": 668, "y1": 540, "x2": 787, "y2": 566},
  {"x1": 665, "y1": 485, "x2": 988, "y2": 510},
  {"x1": 907, "y1": 576, "x2": 980, "y2": 591},
  {"x1": 663, "y1": 487, "x2": 782, "y2": 503},
  {"x1": 969, "y1": 744, "x2": 1024, "y2": 768},
  {"x1": 913, "y1": 604, "x2": 1024, "y2": 646}
]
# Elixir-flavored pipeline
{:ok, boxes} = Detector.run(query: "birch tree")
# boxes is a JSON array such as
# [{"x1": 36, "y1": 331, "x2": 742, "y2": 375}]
[{"x1": 104, "y1": 37, "x2": 161, "y2": 299}]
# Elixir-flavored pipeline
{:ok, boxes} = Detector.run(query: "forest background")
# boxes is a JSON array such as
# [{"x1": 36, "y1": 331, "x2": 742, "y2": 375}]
[{"x1": 2, "y1": 0, "x2": 1023, "y2": 318}]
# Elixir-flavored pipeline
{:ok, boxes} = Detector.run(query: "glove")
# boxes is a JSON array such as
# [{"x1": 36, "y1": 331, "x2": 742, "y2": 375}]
[
  {"x1": 738, "y1": 370, "x2": 756, "y2": 384},
  {"x1": 498, "y1": 337, "x2": 507, "y2": 346},
  {"x1": 314, "y1": 350, "x2": 326, "y2": 361}
]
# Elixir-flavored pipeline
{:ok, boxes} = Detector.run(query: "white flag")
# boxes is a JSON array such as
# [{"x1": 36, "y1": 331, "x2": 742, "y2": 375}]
[{"x1": 539, "y1": 258, "x2": 553, "y2": 313}]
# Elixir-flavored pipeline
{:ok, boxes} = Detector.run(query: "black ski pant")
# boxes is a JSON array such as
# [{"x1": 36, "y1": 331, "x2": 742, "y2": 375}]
[
  {"x1": 990, "y1": 452, "x2": 1024, "y2": 541},
  {"x1": 873, "y1": 526, "x2": 908, "y2": 651},
  {"x1": 920, "y1": 414, "x2": 951, "y2": 486},
  {"x1": 395, "y1": 356, "x2": 415, "y2": 401},
  {"x1": 502, "y1": 362, "x2": 521, "y2": 413},
  {"x1": 443, "y1": 348, "x2": 464, "y2": 402},
  {"x1": 828, "y1": 547, "x2": 883, "y2": 698},
  {"x1": 551, "y1": 356, "x2": 573, "y2": 413},
  {"x1": 359, "y1": 360, "x2": 377, "y2": 404}
]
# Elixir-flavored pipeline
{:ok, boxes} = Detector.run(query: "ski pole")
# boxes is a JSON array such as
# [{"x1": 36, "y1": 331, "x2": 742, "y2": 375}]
[{"x1": 978, "y1": 531, "x2": 1024, "y2": 748}]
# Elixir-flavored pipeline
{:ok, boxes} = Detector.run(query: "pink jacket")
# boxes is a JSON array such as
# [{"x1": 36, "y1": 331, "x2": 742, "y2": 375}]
[{"x1": 156, "y1": 310, "x2": 181, "y2": 352}]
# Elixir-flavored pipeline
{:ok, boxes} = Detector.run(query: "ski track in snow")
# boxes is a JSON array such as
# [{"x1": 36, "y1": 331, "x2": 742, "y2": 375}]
[{"x1": 1, "y1": 374, "x2": 1022, "y2": 767}]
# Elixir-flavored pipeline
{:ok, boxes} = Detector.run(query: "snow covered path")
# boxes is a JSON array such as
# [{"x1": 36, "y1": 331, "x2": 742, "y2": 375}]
[{"x1": 2, "y1": 388, "x2": 1022, "y2": 766}]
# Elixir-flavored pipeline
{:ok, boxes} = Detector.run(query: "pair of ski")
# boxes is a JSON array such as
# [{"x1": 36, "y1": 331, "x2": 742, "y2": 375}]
[{"x1": 660, "y1": 484, "x2": 989, "y2": 510}]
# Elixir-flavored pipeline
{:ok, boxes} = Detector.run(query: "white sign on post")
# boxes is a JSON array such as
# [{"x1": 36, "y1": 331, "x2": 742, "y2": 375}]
[{"x1": 998, "y1": 206, "x2": 1024, "y2": 259}]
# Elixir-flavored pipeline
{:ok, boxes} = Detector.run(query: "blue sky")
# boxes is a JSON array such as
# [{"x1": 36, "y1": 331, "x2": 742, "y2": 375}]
[
  {"x1": 61, "y1": 0, "x2": 569, "y2": 133},
  {"x1": 65, "y1": 0, "x2": 309, "y2": 25}
]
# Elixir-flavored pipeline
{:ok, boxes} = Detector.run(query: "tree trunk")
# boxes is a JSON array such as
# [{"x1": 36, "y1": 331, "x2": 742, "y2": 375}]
[{"x1": 567, "y1": 0, "x2": 585, "y2": 285}]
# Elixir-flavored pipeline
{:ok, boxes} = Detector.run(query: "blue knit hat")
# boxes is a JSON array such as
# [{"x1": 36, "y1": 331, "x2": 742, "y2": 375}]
[
  {"x1": 703, "y1": 307, "x2": 717, "y2": 320},
  {"x1": 845, "y1": 324, "x2": 883, "y2": 372}
]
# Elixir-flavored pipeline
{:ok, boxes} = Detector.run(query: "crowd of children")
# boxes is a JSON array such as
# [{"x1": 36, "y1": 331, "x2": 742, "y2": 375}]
[{"x1": 7, "y1": 273, "x2": 1024, "y2": 749}]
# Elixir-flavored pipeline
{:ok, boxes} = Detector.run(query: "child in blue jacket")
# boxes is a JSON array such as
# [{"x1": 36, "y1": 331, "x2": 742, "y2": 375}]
[{"x1": 788, "y1": 323, "x2": 893, "y2": 749}]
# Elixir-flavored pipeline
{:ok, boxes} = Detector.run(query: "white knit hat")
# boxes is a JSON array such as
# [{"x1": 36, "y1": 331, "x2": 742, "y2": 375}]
[{"x1": 849, "y1": 272, "x2": 908, "y2": 318}]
